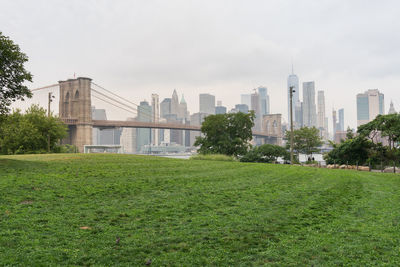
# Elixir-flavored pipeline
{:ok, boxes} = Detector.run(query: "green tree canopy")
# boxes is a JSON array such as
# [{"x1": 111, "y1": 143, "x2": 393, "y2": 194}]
[
  {"x1": 324, "y1": 136, "x2": 373, "y2": 165},
  {"x1": 0, "y1": 32, "x2": 33, "y2": 115},
  {"x1": 357, "y1": 114, "x2": 400, "y2": 149},
  {"x1": 194, "y1": 111, "x2": 255, "y2": 156},
  {"x1": 285, "y1": 126, "x2": 323, "y2": 156},
  {"x1": 0, "y1": 104, "x2": 67, "y2": 154}
]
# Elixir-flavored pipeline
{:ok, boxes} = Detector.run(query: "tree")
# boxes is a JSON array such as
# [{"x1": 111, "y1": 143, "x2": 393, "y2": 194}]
[
  {"x1": 0, "y1": 32, "x2": 33, "y2": 115},
  {"x1": 240, "y1": 144, "x2": 289, "y2": 163},
  {"x1": 324, "y1": 136, "x2": 373, "y2": 165},
  {"x1": 0, "y1": 104, "x2": 67, "y2": 154},
  {"x1": 285, "y1": 126, "x2": 323, "y2": 157},
  {"x1": 358, "y1": 114, "x2": 400, "y2": 150},
  {"x1": 194, "y1": 111, "x2": 255, "y2": 156}
]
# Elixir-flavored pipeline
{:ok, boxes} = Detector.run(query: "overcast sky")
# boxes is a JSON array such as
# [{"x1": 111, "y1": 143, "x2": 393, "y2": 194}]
[{"x1": 2, "y1": 0, "x2": 400, "y2": 132}]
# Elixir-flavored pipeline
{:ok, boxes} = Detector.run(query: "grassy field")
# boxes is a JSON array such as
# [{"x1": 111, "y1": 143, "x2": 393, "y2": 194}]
[{"x1": 1, "y1": 154, "x2": 400, "y2": 266}]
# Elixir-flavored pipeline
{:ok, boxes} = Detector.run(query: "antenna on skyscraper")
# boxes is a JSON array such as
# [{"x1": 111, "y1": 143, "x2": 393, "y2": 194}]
[{"x1": 291, "y1": 57, "x2": 294, "y2": 74}]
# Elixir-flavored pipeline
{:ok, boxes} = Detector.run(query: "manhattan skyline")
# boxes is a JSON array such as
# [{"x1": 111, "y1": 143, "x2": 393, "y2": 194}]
[{"x1": 2, "y1": 0, "x2": 399, "y2": 131}]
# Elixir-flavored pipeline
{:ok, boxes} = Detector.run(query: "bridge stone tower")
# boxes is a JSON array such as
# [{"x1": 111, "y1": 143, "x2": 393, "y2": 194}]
[{"x1": 59, "y1": 77, "x2": 92, "y2": 152}]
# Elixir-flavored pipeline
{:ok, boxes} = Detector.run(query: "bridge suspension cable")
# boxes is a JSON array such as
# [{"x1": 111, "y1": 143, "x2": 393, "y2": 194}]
[
  {"x1": 91, "y1": 94, "x2": 138, "y2": 116},
  {"x1": 30, "y1": 84, "x2": 59, "y2": 92},
  {"x1": 91, "y1": 82, "x2": 154, "y2": 121}
]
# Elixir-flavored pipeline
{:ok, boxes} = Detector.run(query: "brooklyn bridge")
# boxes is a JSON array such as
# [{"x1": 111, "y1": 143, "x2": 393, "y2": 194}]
[{"x1": 31, "y1": 77, "x2": 282, "y2": 152}]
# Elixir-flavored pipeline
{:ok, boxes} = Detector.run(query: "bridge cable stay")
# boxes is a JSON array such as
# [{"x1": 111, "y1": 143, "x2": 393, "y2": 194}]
[
  {"x1": 91, "y1": 94, "x2": 139, "y2": 116},
  {"x1": 91, "y1": 90, "x2": 155, "y2": 121},
  {"x1": 91, "y1": 84, "x2": 155, "y2": 120},
  {"x1": 30, "y1": 84, "x2": 59, "y2": 92},
  {"x1": 91, "y1": 83, "x2": 154, "y2": 119},
  {"x1": 91, "y1": 89, "x2": 154, "y2": 121}
]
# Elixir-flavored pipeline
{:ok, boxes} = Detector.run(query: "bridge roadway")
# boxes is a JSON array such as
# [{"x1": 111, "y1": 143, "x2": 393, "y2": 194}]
[{"x1": 61, "y1": 118, "x2": 277, "y2": 139}]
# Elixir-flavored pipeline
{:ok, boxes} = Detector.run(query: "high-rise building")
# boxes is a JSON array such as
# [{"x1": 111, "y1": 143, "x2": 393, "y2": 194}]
[
  {"x1": 178, "y1": 94, "x2": 188, "y2": 120},
  {"x1": 216, "y1": 106, "x2": 227, "y2": 114},
  {"x1": 137, "y1": 100, "x2": 152, "y2": 152},
  {"x1": 338, "y1": 108, "x2": 344, "y2": 131},
  {"x1": 317, "y1": 91, "x2": 327, "y2": 137},
  {"x1": 199, "y1": 93, "x2": 215, "y2": 115},
  {"x1": 241, "y1": 94, "x2": 251, "y2": 108},
  {"x1": 332, "y1": 109, "x2": 337, "y2": 140},
  {"x1": 151, "y1": 94, "x2": 160, "y2": 145},
  {"x1": 160, "y1": 98, "x2": 171, "y2": 118},
  {"x1": 302, "y1": 81, "x2": 317, "y2": 128},
  {"x1": 258, "y1": 86, "x2": 270, "y2": 115},
  {"x1": 120, "y1": 117, "x2": 137, "y2": 153},
  {"x1": 388, "y1": 101, "x2": 396, "y2": 114},
  {"x1": 91, "y1": 106, "x2": 121, "y2": 145},
  {"x1": 356, "y1": 89, "x2": 385, "y2": 126},
  {"x1": 294, "y1": 101, "x2": 303, "y2": 128},
  {"x1": 171, "y1": 89, "x2": 179, "y2": 116},
  {"x1": 287, "y1": 67, "x2": 300, "y2": 127},
  {"x1": 235, "y1": 104, "x2": 249, "y2": 114},
  {"x1": 251, "y1": 92, "x2": 262, "y2": 131}
]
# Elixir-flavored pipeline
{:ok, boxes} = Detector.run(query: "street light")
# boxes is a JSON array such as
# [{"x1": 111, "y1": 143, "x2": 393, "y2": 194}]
[
  {"x1": 48, "y1": 92, "x2": 55, "y2": 152},
  {"x1": 289, "y1": 86, "x2": 295, "y2": 164}
]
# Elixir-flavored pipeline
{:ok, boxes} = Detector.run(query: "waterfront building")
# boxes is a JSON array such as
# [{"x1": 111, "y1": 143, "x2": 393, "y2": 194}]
[
  {"x1": 151, "y1": 94, "x2": 160, "y2": 145},
  {"x1": 120, "y1": 117, "x2": 137, "y2": 153},
  {"x1": 388, "y1": 101, "x2": 396, "y2": 114},
  {"x1": 136, "y1": 100, "x2": 152, "y2": 151},
  {"x1": 258, "y1": 86, "x2": 270, "y2": 115},
  {"x1": 235, "y1": 104, "x2": 249, "y2": 114}
]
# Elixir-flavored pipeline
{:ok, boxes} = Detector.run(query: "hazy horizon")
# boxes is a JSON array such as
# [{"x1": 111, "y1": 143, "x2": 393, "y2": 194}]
[{"x1": 2, "y1": 0, "x2": 400, "y2": 132}]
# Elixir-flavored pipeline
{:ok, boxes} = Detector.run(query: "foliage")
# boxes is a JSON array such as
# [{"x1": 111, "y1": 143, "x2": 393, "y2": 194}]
[
  {"x1": 358, "y1": 113, "x2": 400, "y2": 149},
  {"x1": 0, "y1": 32, "x2": 33, "y2": 115},
  {"x1": 190, "y1": 153, "x2": 237, "y2": 161},
  {"x1": 285, "y1": 126, "x2": 323, "y2": 156},
  {"x1": 324, "y1": 136, "x2": 373, "y2": 165},
  {"x1": 54, "y1": 144, "x2": 78, "y2": 153},
  {"x1": 240, "y1": 144, "x2": 289, "y2": 163},
  {"x1": 194, "y1": 111, "x2": 255, "y2": 156},
  {"x1": 0, "y1": 104, "x2": 67, "y2": 154},
  {"x1": 1, "y1": 154, "x2": 400, "y2": 265}
]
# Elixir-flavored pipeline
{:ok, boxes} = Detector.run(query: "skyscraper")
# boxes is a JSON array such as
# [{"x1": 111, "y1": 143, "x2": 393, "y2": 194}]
[
  {"x1": 171, "y1": 89, "x2": 179, "y2": 116},
  {"x1": 287, "y1": 67, "x2": 300, "y2": 127},
  {"x1": 258, "y1": 86, "x2": 270, "y2": 115},
  {"x1": 151, "y1": 94, "x2": 160, "y2": 145},
  {"x1": 338, "y1": 108, "x2": 344, "y2": 131},
  {"x1": 388, "y1": 101, "x2": 396, "y2": 114},
  {"x1": 317, "y1": 90, "x2": 326, "y2": 137},
  {"x1": 356, "y1": 89, "x2": 385, "y2": 126},
  {"x1": 215, "y1": 101, "x2": 227, "y2": 114},
  {"x1": 302, "y1": 81, "x2": 317, "y2": 128},
  {"x1": 241, "y1": 94, "x2": 251, "y2": 108},
  {"x1": 199, "y1": 93, "x2": 215, "y2": 115},
  {"x1": 294, "y1": 101, "x2": 303, "y2": 128},
  {"x1": 137, "y1": 100, "x2": 151, "y2": 152},
  {"x1": 160, "y1": 98, "x2": 171, "y2": 118},
  {"x1": 235, "y1": 104, "x2": 249, "y2": 114},
  {"x1": 251, "y1": 92, "x2": 262, "y2": 131}
]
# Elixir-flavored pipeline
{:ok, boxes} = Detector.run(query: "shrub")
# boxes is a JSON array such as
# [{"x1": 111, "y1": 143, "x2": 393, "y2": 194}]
[{"x1": 240, "y1": 144, "x2": 289, "y2": 163}]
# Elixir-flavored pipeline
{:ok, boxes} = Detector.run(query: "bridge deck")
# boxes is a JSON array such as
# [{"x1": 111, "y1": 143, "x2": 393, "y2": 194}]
[{"x1": 61, "y1": 119, "x2": 277, "y2": 138}]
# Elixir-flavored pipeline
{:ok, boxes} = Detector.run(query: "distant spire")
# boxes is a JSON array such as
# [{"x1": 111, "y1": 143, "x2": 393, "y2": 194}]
[
  {"x1": 180, "y1": 94, "x2": 186, "y2": 104},
  {"x1": 389, "y1": 100, "x2": 396, "y2": 114}
]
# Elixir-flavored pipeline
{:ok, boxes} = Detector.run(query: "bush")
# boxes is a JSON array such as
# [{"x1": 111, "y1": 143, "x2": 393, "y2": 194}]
[
  {"x1": 190, "y1": 154, "x2": 237, "y2": 162},
  {"x1": 240, "y1": 144, "x2": 289, "y2": 163}
]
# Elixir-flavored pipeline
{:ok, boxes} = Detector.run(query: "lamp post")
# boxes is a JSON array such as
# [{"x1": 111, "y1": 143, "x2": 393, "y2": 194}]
[
  {"x1": 47, "y1": 92, "x2": 54, "y2": 152},
  {"x1": 289, "y1": 86, "x2": 295, "y2": 164}
]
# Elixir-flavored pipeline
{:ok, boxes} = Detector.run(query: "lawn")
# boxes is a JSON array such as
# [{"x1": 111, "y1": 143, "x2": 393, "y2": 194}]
[{"x1": 1, "y1": 154, "x2": 400, "y2": 266}]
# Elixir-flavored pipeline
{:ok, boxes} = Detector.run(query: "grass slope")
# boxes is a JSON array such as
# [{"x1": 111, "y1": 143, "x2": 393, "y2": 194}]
[{"x1": 1, "y1": 154, "x2": 400, "y2": 266}]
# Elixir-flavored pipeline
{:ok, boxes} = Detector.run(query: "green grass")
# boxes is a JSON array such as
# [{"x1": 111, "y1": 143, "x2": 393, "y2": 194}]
[
  {"x1": 1, "y1": 154, "x2": 400, "y2": 266},
  {"x1": 189, "y1": 153, "x2": 237, "y2": 161}
]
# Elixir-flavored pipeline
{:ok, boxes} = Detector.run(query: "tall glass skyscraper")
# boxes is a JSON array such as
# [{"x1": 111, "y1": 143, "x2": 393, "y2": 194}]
[
  {"x1": 338, "y1": 108, "x2": 344, "y2": 131},
  {"x1": 357, "y1": 89, "x2": 384, "y2": 126},
  {"x1": 258, "y1": 86, "x2": 270, "y2": 115}
]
